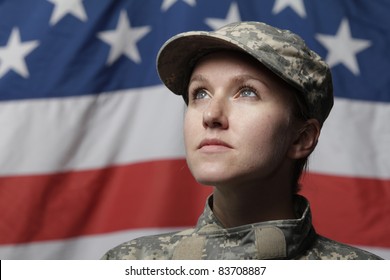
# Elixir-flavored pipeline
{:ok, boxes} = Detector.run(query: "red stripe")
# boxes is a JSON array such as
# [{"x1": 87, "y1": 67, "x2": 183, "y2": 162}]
[
  {"x1": 0, "y1": 159, "x2": 212, "y2": 244},
  {"x1": 1, "y1": 161, "x2": 389, "y2": 248},
  {"x1": 300, "y1": 172, "x2": 390, "y2": 247}
]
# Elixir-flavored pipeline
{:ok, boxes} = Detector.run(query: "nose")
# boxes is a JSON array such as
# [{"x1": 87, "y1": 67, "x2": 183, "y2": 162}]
[{"x1": 202, "y1": 97, "x2": 229, "y2": 129}]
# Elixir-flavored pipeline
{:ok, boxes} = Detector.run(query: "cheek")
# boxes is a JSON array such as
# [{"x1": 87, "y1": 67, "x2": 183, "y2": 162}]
[
  {"x1": 183, "y1": 110, "x2": 198, "y2": 150},
  {"x1": 245, "y1": 112, "x2": 294, "y2": 155},
  {"x1": 183, "y1": 110, "x2": 204, "y2": 179}
]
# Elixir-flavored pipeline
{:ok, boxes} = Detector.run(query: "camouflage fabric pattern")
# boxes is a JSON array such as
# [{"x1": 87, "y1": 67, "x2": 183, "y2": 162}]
[
  {"x1": 102, "y1": 196, "x2": 382, "y2": 260},
  {"x1": 157, "y1": 21, "x2": 334, "y2": 124}
]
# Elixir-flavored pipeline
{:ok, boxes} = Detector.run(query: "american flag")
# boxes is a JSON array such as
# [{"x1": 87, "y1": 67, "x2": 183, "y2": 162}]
[{"x1": 0, "y1": 0, "x2": 389, "y2": 259}]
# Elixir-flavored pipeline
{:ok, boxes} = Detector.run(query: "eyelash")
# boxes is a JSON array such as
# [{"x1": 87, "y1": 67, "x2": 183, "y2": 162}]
[
  {"x1": 189, "y1": 84, "x2": 259, "y2": 101},
  {"x1": 237, "y1": 84, "x2": 259, "y2": 98},
  {"x1": 190, "y1": 87, "x2": 209, "y2": 100}
]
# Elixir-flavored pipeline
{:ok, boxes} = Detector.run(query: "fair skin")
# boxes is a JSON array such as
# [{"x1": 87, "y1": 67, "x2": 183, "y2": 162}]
[{"x1": 184, "y1": 51, "x2": 320, "y2": 228}]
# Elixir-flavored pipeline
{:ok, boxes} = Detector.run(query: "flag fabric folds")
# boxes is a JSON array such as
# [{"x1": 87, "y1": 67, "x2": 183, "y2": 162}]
[{"x1": 0, "y1": 0, "x2": 389, "y2": 259}]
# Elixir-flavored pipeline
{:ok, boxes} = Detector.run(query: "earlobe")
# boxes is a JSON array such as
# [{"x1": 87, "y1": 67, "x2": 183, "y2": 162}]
[{"x1": 288, "y1": 119, "x2": 321, "y2": 159}]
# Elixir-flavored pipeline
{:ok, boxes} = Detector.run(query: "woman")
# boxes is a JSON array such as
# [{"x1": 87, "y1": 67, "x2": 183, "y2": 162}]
[{"x1": 102, "y1": 21, "x2": 382, "y2": 260}]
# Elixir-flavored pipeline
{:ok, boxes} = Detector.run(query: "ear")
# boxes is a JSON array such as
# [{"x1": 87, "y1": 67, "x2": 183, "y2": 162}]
[{"x1": 288, "y1": 119, "x2": 321, "y2": 159}]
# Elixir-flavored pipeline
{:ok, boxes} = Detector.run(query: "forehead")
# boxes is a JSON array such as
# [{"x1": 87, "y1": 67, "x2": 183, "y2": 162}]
[
  {"x1": 190, "y1": 50, "x2": 294, "y2": 90},
  {"x1": 189, "y1": 50, "x2": 299, "y2": 105},
  {"x1": 190, "y1": 51, "x2": 295, "y2": 92}
]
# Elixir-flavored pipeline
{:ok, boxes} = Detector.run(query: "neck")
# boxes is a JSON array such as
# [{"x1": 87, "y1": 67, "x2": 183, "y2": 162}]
[{"x1": 212, "y1": 178, "x2": 296, "y2": 228}]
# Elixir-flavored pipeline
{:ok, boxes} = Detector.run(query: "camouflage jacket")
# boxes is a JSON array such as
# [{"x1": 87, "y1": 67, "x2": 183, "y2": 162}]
[{"x1": 102, "y1": 195, "x2": 382, "y2": 260}]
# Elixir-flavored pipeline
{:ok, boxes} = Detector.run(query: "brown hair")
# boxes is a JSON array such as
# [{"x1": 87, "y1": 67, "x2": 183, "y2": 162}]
[{"x1": 291, "y1": 91, "x2": 311, "y2": 193}]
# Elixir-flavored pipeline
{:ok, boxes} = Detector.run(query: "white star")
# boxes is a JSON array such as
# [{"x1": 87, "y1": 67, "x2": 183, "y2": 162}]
[
  {"x1": 205, "y1": 2, "x2": 241, "y2": 30},
  {"x1": 161, "y1": 0, "x2": 196, "y2": 12},
  {"x1": 97, "y1": 10, "x2": 151, "y2": 65},
  {"x1": 272, "y1": 0, "x2": 306, "y2": 18},
  {"x1": 47, "y1": 0, "x2": 88, "y2": 26},
  {"x1": 316, "y1": 19, "x2": 372, "y2": 75},
  {"x1": 0, "y1": 28, "x2": 39, "y2": 78}
]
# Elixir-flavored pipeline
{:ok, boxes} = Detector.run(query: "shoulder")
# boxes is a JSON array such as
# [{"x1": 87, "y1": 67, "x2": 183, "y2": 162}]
[
  {"x1": 101, "y1": 228, "x2": 195, "y2": 260},
  {"x1": 300, "y1": 235, "x2": 383, "y2": 260}
]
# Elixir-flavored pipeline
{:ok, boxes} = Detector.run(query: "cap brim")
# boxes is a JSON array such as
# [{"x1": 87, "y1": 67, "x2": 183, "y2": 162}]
[{"x1": 157, "y1": 32, "x2": 249, "y2": 98}]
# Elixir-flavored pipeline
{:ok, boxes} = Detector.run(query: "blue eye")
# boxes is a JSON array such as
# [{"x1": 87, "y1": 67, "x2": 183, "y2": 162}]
[
  {"x1": 193, "y1": 89, "x2": 210, "y2": 99},
  {"x1": 239, "y1": 87, "x2": 257, "y2": 97}
]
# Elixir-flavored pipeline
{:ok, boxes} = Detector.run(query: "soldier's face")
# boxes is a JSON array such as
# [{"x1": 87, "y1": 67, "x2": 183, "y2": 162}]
[{"x1": 184, "y1": 51, "x2": 299, "y2": 188}]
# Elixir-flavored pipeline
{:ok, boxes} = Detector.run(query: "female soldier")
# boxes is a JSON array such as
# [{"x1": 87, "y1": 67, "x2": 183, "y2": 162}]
[{"x1": 102, "y1": 21, "x2": 382, "y2": 260}]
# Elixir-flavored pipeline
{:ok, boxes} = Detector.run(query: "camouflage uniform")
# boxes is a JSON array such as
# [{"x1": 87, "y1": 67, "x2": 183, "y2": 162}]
[{"x1": 102, "y1": 195, "x2": 382, "y2": 260}]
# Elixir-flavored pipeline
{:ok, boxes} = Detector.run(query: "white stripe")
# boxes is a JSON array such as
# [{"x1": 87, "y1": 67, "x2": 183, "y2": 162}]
[
  {"x1": 0, "y1": 228, "x2": 184, "y2": 260},
  {"x1": 0, "y1": 90, "x2": 389, "y2": 178},
  {"x1": 0, "y1": 85, "x2": 186, "y2": 175},
  {"x1": 310, "y1": 98, "x2": 390, "y2": 179},
  {"x1": 0, "y1": 230, "x2": 388, "y2": 260}
]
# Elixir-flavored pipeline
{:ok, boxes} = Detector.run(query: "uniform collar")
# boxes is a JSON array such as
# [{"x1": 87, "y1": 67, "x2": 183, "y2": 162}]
[{"x1": 192, "y1": 194, "x2": 315, "y2": 259}]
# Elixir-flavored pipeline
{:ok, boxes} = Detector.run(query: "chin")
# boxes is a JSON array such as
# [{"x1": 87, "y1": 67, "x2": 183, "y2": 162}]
[
  {"x1": 190, "y1": 169, "x2": 220, "y2": 185},
  {"x1": 188, "y1": 160, "x2": 239, "y2": 186},
  {"x1": 192, "y1": 170, "x2": 237, "y2": 187}
]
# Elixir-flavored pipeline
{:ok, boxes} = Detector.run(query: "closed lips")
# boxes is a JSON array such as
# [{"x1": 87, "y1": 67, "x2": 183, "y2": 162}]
[{"x1": 198, "y1": 139, "x2": 232, "y2": 149}]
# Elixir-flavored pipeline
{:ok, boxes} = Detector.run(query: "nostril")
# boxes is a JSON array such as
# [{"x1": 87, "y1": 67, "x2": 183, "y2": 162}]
[
  {"x1": 203, "y1": 116, "x2": 228, "y2": 129},
  {"x1": 209, "y1": 121, "x2": 222, "y2": 128},
  {"x1": 202, "y1": 99, "x2": 229, "y2": 129},
  {"x1": 214, "y1": 121, "x2": 224, "y2": 127}
]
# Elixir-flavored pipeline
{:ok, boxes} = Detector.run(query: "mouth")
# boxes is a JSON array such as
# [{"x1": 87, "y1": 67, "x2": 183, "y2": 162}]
[{"x1": 198, "y1": 138, "x2": 233, "y2": 152}]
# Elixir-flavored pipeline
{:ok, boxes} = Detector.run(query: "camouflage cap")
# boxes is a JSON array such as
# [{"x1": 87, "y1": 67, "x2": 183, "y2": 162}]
[{"x1": 157, "y1": 21, "x2": 334, "y2": 124}]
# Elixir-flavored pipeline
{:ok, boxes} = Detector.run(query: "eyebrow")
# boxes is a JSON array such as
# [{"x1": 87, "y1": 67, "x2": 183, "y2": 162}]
[
  {"x1": 189, "y1": 74, "x2": 270, "y2": 89},
  {"x1": 189, "y1": 74, "x2": 207, "y2": 84}
]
